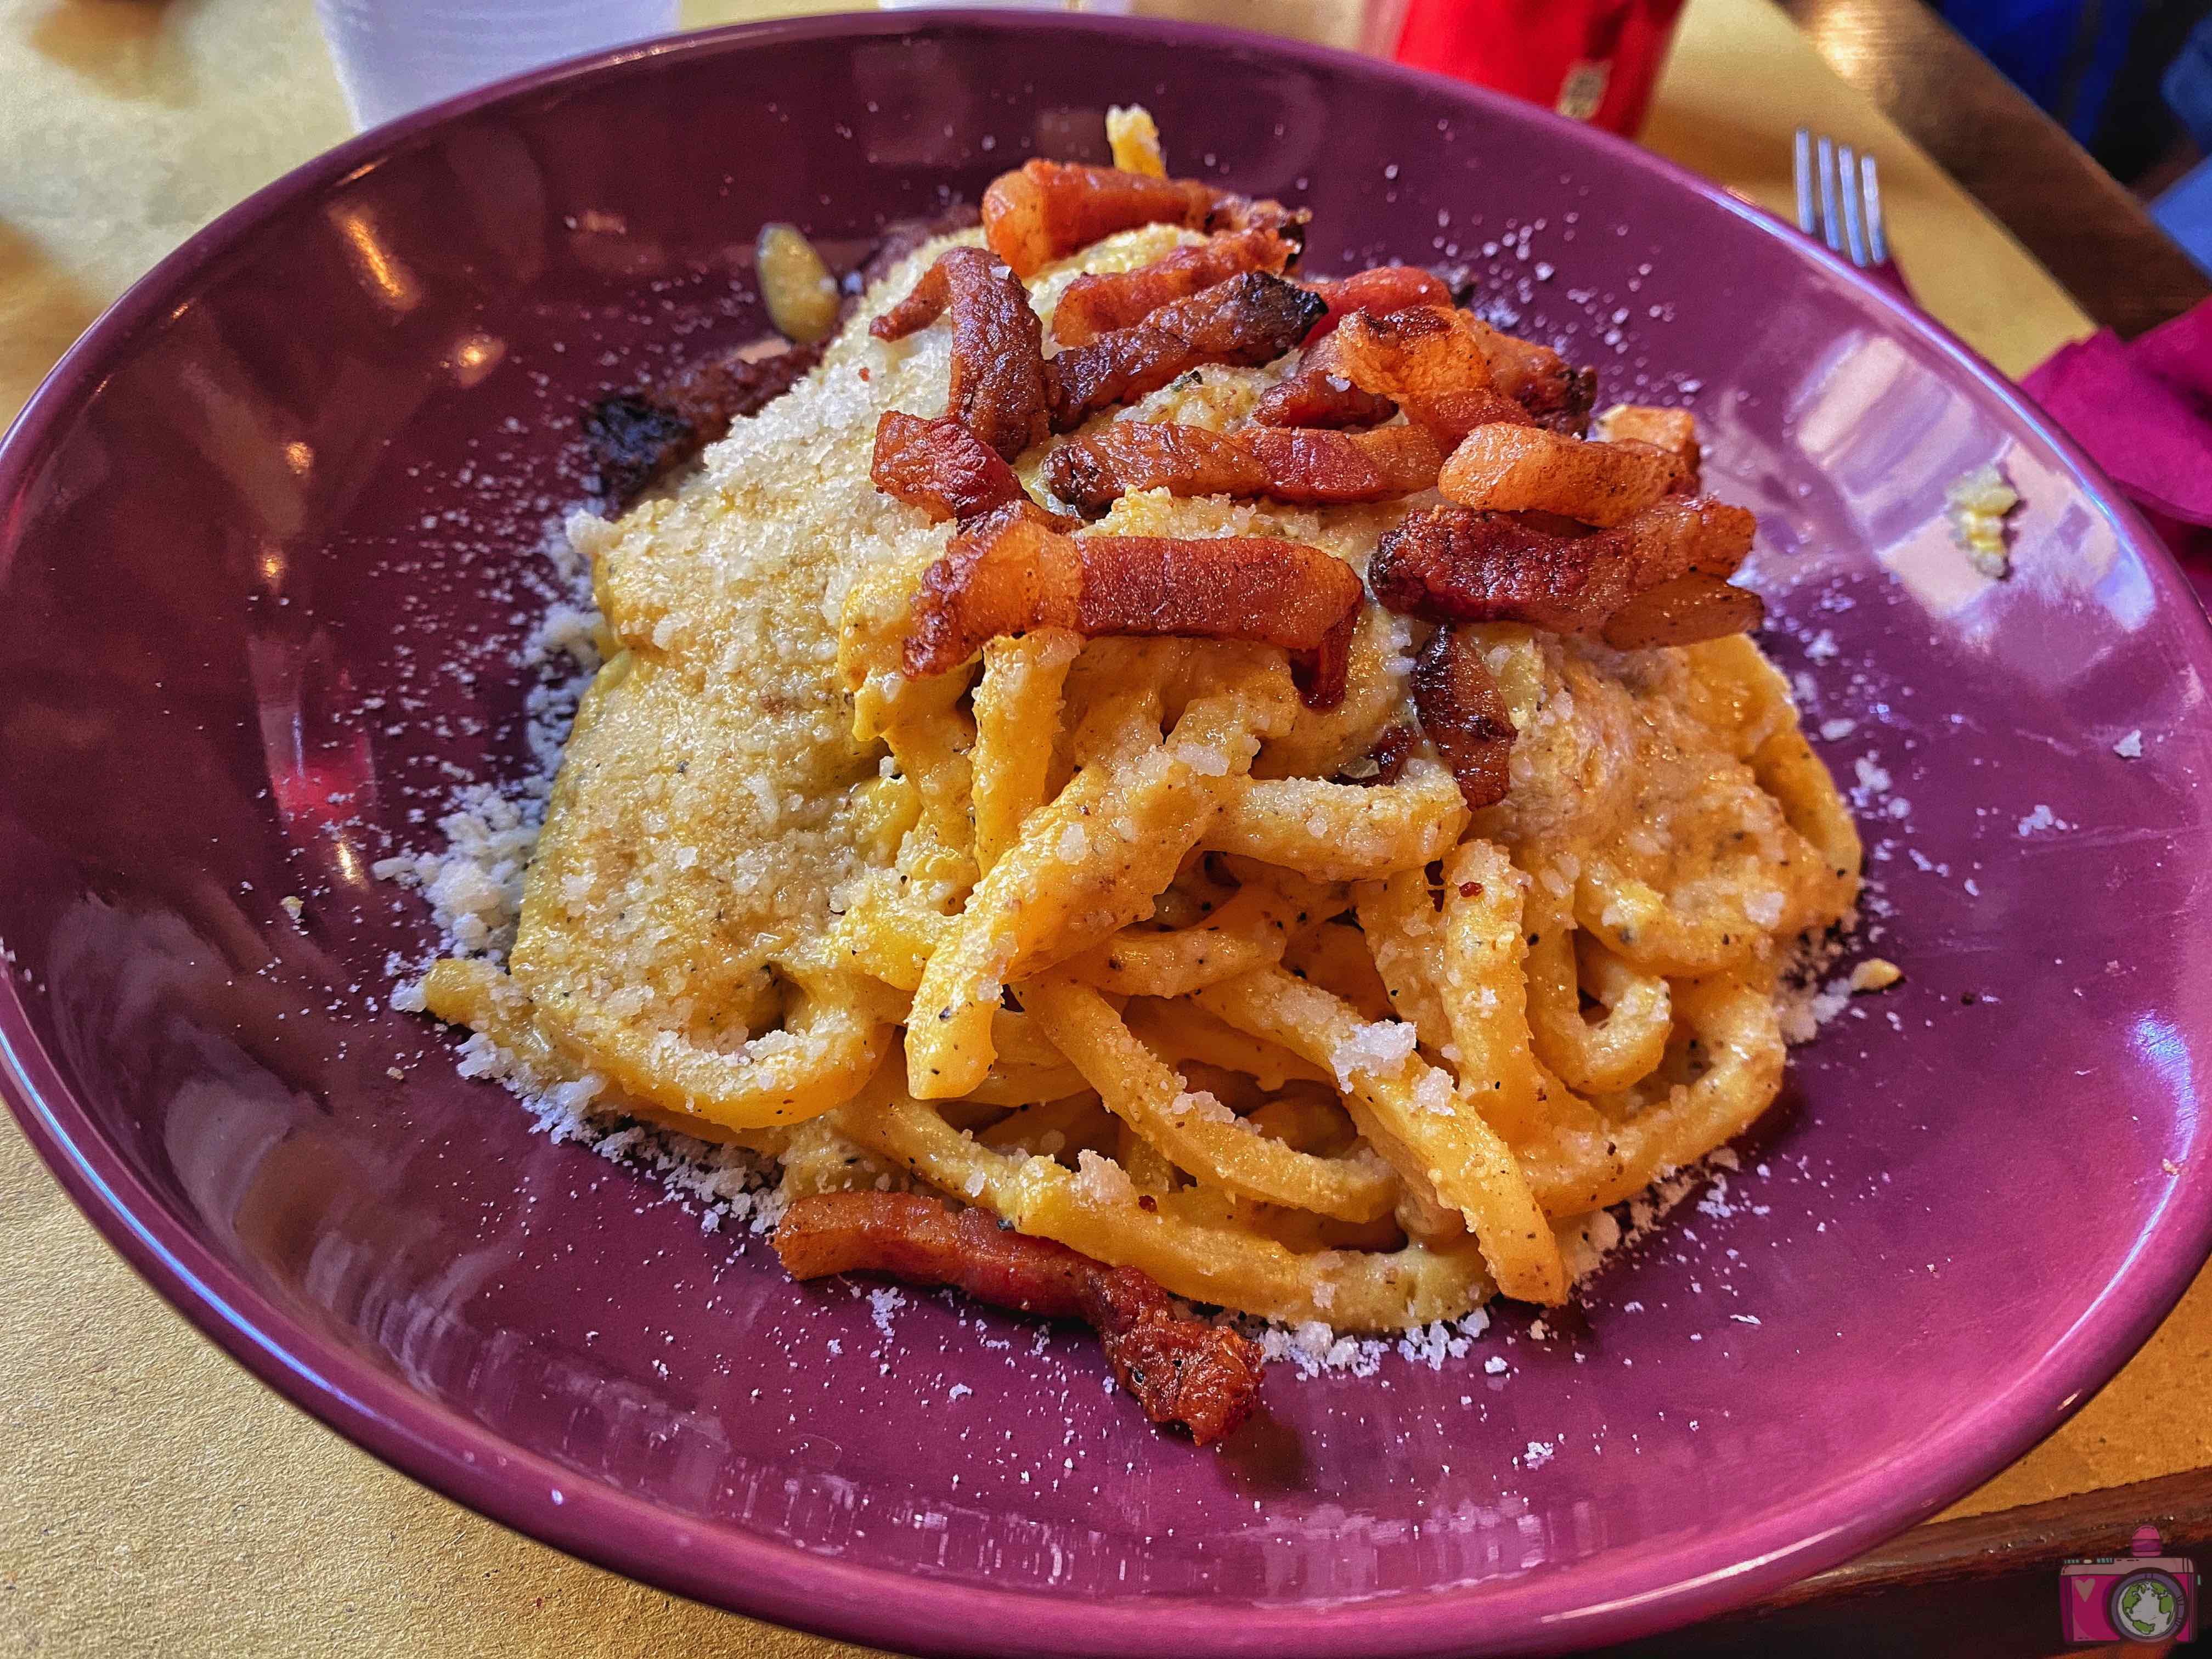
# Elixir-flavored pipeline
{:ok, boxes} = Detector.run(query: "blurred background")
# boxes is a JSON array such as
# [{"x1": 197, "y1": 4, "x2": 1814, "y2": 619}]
[
  {"x1": 1125, "y1": 0, "x2": 2212, "y2": 273},
  {"x1": 303, "y1": 0, "x2": 2212, "y2": 278}
]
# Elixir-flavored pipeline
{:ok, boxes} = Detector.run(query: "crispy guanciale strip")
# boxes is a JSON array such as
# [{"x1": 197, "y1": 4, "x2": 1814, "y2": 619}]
[
  {"x1": 584, "y1": 210, "x2": 990, "y2": 509},
  {"x1": 1323, "y1": 307, "x2": 1547, "y2": 446},
  {"x1": 1257, "y1": 323, "x2": 1550, "y2": 438},
  {"x1": 1467, "y1": 319, "x2": 1598, "y2": 436},
  {"x1": 1438, "y1": 423, "x2": 1685, "y2": 527},
  {"x1": 1043, "y1": 419, "x2": 1441, "y2": 511},
  {"x1": 583, "y1": 340, "x2": 823, "y2": 508},
  {"x1": 873, "y1": 411, "x2": 1041, "y2": 524},
  {"x1": 1411, "y1": 626, "x2": 1516, "y2": 810},
  {"x1": 1327, "y1": 306, "x2": 1595, "y2": 437},
  {"x1": 904, "y1": 501, "x2": 1361, "y2": 707},
  {"x1": 1598, "y1": 573, "x2": 1764, "y2": 648},
  {"x1": 774, "y1": 1192, "x2": 1265, "y2": 1444},
  {"x1": 1596, "y1": 403, "x2": 1702, "y2": 492},
  {"x1": 1046, "y1": 273, "x2": 1326, "y2": 430},
  {"x1": 1369, "y1": 498, "x2": 1757, "y2": 637},
  {"x1": 982, "y1": 160, "x2": 1306, "y2": 280},
  {"x1": 1052, "y1": 229, "x2": 1296, "y2": 346},
  {"x1": 1251, "y1": 327, "x2": 1402, "y2": 430},
  {"x1": 870, "y1": 247, "x2": 1052, "y2": 460},
  {"x1": 1205, "y1": 190, "x2": 1311, "y2": 245},
  {"x1": 984, "y1": 160, "x2": 1216, "y2": 278},
  {"x1": 1302, "y1": 265, "x2": 1455, "y2": 336},
  {"x1": 1250, "y1": 370, "x2": 1398, "y2": 430}
]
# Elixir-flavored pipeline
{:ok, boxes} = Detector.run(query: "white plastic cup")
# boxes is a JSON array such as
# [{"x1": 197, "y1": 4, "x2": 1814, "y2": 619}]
[{"x1": 314, "y1": 0, "x2": 681, "y2": 132}]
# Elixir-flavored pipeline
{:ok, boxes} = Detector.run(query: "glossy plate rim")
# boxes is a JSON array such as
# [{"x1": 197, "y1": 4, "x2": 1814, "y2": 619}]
[{"x1": 3, "y1": 12, "x2": 2210, "y2": 1656}]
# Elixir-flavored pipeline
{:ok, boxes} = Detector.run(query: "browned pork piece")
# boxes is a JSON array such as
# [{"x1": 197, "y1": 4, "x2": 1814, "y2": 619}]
[
  {"x1": 1042, "y1": 420, "x2": 1442, "y2": 511},
  {"x1": 1046, "y1": 272, "x2": 1327, "y2": 431},
  {"x1": 983, "y1": 159, "x2": 1306, "y2": 279},
  {"x1": 1205, "y1": 190, "x2": 1310, "y2": 244},
  {"x1": 1248, "y1": 368, "x2": 1400, "y2": 431},
  {"x1": 773, "y1": 1192, "x2": 1265, "y2": 1445},
  {"x1": 1410, "y1": 627, "x2": 1517, "y2": 811},
  {"x1": 1438, "y1": 424, "x2": 1689, "y2": 527},
  {"x1": 1052, "y1": 228, "x2": 1297, "y2": 346},
  {"x1": 1322, "y1": 307, "x2": 1538, "y2": 446},
  {"x1": 583, "y1": 341, "x2": 823, "y2": 508},
  {"x1": 1301, "y1": 265, "x2": 1455, "y2": 335},
  {"x1": 902, "y1": 500, "x2": 1363, "y2": 708},
  {"x1": 985, "y1": 160, "x2": 1217, "y2": 277},
  {"x1": 1254, "y1": 269, "x2": 1520, "y2": 431},
  {"x1": 871, "y1": 411, "x2": 1074, "y2": 527},
  {"x1": 1368, "y1": 497, "x2": 1761, "y2": 644},
  {"x1": 585, "y1": 210, "x2": 985, "y2": 510},
  {"x1": 1595, "y1": 403, "x2": 1703, "y2": 492},
  {"x1": 870, "y1": 246, "x2": 1052, "y2": 460},
  {"x1": 1467, "y1": 319, "x2": 1598, "y2": 436},
  {"x1": 1596, "y1": 573, "x2": 1767, "y2": 649},
  {"x1": 1316, "y1": 306, "x2": 1600, "y2": 441}
]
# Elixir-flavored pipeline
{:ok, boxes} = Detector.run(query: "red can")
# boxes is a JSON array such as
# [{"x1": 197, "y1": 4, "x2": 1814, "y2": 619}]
[{"x1": 1390, "y1": 0, "x2": 1689, "y2": 137}]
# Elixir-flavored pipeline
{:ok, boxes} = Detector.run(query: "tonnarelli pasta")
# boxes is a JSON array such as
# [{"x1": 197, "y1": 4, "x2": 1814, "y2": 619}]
[{"x1": 404, "y1": 114, "x2": 1863, "y2": 1427}]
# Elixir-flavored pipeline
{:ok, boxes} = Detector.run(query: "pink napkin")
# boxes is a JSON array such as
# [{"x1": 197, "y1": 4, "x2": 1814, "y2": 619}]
[{"x1": 2021, "y1": 299, "x2": 2212, "y2": 604}]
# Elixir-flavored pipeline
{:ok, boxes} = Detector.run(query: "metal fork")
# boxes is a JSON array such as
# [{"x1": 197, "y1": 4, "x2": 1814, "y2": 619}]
[{"x1": 1793, "y1": 128, "x2": 1910, "y2": 300}]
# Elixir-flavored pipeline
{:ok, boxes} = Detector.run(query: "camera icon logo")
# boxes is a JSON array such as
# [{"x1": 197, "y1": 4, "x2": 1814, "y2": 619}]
[{"x1": 2060, "y1": 1525, "x2": 2198, "y2": 1644}]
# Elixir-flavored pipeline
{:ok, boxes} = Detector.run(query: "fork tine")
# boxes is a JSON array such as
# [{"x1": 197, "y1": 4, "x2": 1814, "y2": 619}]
[
  {"x1": 1837, "y1": 143, "x2": 1868, "y2": 265},
  {"x1": 1794, "y1": 127, "x2": 1815, "y2": 235},
  {"x1": 1815, "y1": 135, "x2": 1844, "y2": 253},
  {"x1": 1860, "y1": 151, "x2": 1888, "y2": 265}
]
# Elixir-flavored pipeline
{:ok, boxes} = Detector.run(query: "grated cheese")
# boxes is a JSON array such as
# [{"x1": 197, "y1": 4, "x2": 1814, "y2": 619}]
[{"x1": 1327, "y1": 1020, "x2": 1419, "y2": 1088}]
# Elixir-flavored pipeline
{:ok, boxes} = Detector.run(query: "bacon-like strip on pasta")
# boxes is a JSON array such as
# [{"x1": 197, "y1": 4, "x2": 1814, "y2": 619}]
[
  {"x1": 1249, "y1": 369, "x2": 1398, "y2": 431},
  {"x1": 1043, "y1": 420, "x2": 1442, "y2": 511},
  {"x1": 585, "y1": 213, "x2": 1001, "y2": 508},
  {"x1": 1598, "y1": 573, "x2": 1765, "y2": 649},
  {"x1": 981, "y1": 160, "x2": 1305, "y2": 280},
  {"x1": 584, "y1": 339, "x2": 824, "y2": 508},
  {"x1": 1052, "y1": 229, "x2": 1296, "y2": 346},
  {"x1": 984, "y1": 160, "x2": 1214, "y2": 278},
  {"x1": 1463, "y1": 318, "x2": 1598, "y2": 436},
  {"x1": 870, "y1": 247, "x2": 1052, "y2": 459},
  {"x1": 1410, "y1": 627, "x2": 1516, "y2": 810},
  {"x1": 1302, "y1": 265, "x2": 1455, "y2": 335},
  {"x1": 1046, "y1": 273, "x2": 1327, "y2": 431},
  {"x1": 1368, "y1": 498, "x2": 1757, "y2": 637},
  {"x1": 1204, "y1": 190, "x2": 1311, "y2": 246},
  {"x1": 1438, "y1": 423, "x2": 1686, "y2": 527},
  {"x1": 1596, "y1": 403, "x2": 1702, "y2": 492},
  {"x1": 903, "y1": 501, "x2": 1362, "y2": 708},
  {"x1": 1322, "y1": 307, "x2": 1547, "y2": 446},
  {"x1": 773, "y1": 1192, "x2": 1264, "y2": 1444},
  {"x1": 872, "y1": 411, "x2": 1069, "y2": 526}
]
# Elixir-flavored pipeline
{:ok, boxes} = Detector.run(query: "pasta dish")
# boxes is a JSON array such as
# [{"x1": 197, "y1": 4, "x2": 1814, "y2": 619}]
[{"x1": 393, "y1": 111, "x2": 1865, "y2": 1444}]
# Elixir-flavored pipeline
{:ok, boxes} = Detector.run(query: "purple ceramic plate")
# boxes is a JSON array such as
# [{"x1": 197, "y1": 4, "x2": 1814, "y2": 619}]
[{"x1": 3, "y1": 14, "x2": 2210, "y2": 1656}]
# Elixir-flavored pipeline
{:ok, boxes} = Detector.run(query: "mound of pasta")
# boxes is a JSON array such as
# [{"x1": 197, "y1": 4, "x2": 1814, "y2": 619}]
[{"x1": 407, "y1": 116, "x2": 1860, "y2": 1436}]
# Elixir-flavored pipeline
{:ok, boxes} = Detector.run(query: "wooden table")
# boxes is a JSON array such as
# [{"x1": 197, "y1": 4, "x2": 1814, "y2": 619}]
[
  {"x1": 1780, "y1": 0, "x2": 2212, "y2": 338},
  {"x1": 1, "y1": 2, "x2": 2207, "y2": 1656}
]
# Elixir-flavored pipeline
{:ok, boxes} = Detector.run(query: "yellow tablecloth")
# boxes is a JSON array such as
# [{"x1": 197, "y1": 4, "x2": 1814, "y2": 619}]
[{"x1": 2, "y1": 1, "x2": 2204, "y2": 1652}]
